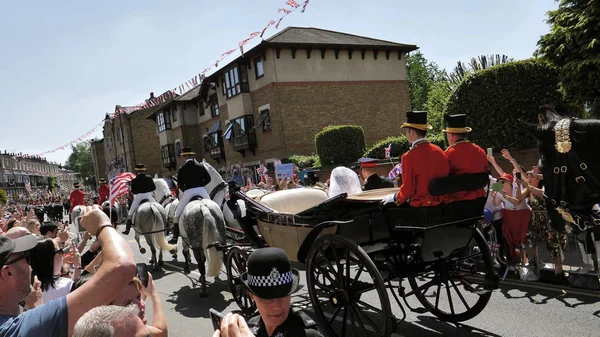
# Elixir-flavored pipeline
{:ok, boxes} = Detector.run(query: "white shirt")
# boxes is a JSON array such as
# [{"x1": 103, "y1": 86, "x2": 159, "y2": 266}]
[
  {"x1": 43, "y1": 277, "x2": 74, "y2": 303},
  {"x1": 410, "y1": 137, "x2": 426, "y2": 148}
]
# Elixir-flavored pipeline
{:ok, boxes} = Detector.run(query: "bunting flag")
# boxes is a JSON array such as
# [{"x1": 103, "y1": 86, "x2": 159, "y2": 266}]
[
  {"x1": 385, "y1": 144, "x2": 392, "y2": 159},
  {"x1": 28, "y1": 0, "x2": 313, "y2": 157}
]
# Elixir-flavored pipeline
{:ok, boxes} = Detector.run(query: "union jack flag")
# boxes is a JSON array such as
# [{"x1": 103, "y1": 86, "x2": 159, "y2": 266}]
[
  {"x1": 388, "y1": 163, "x2": 402, "y2": 180},
  {"x1": 109, "y1": 172, "x2": 136, "y2": 203},
  {"x1": 286, "y1": 0, "x2": 300, "y2": 8},
  {"x1": 301, "y1": 0, "x2": 310, "y2": 13},
  {"x1": 278, "y1": 8, "x2": 291, "y2": 14},
  {"x1": 385, "y1": 144, "x2": 392, "y2": 159}
]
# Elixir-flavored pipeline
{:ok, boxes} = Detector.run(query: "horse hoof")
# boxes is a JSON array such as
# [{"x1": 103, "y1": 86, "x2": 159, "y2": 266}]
[
  {"x1": 139, "y1": 247, "x2": 146, "y2": 254},
  {"x1": 184, "y1": 266, "x2": 191, "y2": 274}
]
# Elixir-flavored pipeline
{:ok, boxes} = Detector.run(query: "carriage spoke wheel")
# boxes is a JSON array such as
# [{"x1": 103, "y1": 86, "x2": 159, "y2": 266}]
[
  {"x1": 408, "y1": 228, "x2": 496, "y2": 322},
  {"x1": 226, "y1": 247, "x2": 256, "y2": 315},
  {"x1": 307, "y1": 234, "x2": 392, "y2": 337}
]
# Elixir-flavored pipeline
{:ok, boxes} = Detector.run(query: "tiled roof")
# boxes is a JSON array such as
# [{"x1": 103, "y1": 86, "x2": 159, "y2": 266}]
[{"x1": 265, "y1": 27, "x2": 417, "y2": 50}]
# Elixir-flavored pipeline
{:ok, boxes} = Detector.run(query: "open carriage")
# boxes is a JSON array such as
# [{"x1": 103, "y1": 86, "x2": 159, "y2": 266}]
[{"x1": 221, "y1": 172, "x2": 500, "y2": 337}]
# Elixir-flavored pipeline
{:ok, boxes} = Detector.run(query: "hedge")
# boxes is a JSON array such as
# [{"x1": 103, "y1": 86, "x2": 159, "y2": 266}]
[
  {"x1": 364, "y1": 133, "x2": 448, "y2": 159},
  {"x1": 282, "y1": 154, "x2": 318, "y2": 169},
  {"x1": 315, "y1": 125, "x2": 366, "y2": 166},
  {"x1": 0, "y1": 189, "x2": 6, "y2": 205},
  {"x1": 445, "y1": 59, "x2": 569, "y2": 151}
]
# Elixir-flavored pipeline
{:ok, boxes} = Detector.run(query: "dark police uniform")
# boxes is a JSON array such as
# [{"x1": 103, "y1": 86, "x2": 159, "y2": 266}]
[
  {"x1": 130, "y1": 173, "x2": 156, "y2": 194},
  {"x1": 247, "y1": 310, "x2": 323, "y2": 337}
]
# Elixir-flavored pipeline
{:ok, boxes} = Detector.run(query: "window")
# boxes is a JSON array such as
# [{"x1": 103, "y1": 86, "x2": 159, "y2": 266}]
[
  {"x1": 253, "y1": 109, "x2": 271, "y2": 132},
  {"x1": 230, "y1": 115, "x2": 256, "y2": 150},
  {"x1": 209, "y1": 94, "x2": 219, "y2": 117},
  {"x1": 175, "y1": 141, "x2": 181, "y2": 156},
  {"x1": 171, "y1": 108, "x2": 177, "y2": 122},
  {"x1": 198, "y1": 100, "x2": 205, "y2": 116},
  {"x1": 161, "y1": 144, "x2": 176, "y2": 167},
  {"x1": 254, "y1": 56, "x2": 264, "y2": 79},
  {"x1": 224, "y1": 67, "x2": 241, "y2": 98},
  {"x1": 223, "y1": 122, "x2": 234, "y2": 140},
  {"x1": 157, "y1": 111, "x2": 172, "y2": 132}
]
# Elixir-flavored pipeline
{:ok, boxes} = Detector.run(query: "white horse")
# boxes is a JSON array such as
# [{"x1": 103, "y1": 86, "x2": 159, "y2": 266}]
[
  {"x1": 153, "y1": 178, "x2": 179, "y2": 232},
  {"x1": 132, "y1": 200, "x2": 178, "y2": 270}
]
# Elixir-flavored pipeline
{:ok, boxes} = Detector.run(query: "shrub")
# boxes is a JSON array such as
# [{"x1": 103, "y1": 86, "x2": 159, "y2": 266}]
[
  {"x1": 0, "y1": 189, "x2": 6, "y2": 205},
  {"x1": 283, "y1": 154, "x2": 318, "y2": 169},
  {"x1": 315, "y1": 125, "x2": 366, "y2": 166},
  {"x1": 363, "y1": 135, "x2": 410, "y2": 159},
  {"x1": 427, "y1": 133, "x2": 447, "y2": 149},
  {"x1": 445, "y1": 59, "x2": 570, "y2": 151}
]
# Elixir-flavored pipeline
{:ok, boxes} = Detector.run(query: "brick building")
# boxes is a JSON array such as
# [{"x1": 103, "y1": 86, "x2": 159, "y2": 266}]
[
  {"x1": 147, "y1": 27, "x2": 417, "y2": 180},
  {"x1": 0, "y1": 152, "x2": 60, "y2": 195},
  {"x1": 90, "y1": 139, "x2": 107, "y2": 184},
  {"x1": 102, "y1": 93, "x2": 172, "y2": 179}
]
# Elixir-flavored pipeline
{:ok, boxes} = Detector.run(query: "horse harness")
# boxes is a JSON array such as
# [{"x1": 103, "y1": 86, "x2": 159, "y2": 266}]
[
  {"x1": 209, "y1": 181, "x2": 228, "y2": 209},
  {"x1": 550, "y1": 118, "x2": 600, "y2": 229},
  {"x1": 158, "y1": 194, "x2": 174, "y2": 207}
]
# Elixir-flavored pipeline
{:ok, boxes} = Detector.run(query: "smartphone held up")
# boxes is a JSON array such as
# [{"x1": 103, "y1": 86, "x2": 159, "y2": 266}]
[
  {"x1": 209, "y1": 308, "x2": 224, "y2": 331},
  {"x1": 136, "y1": 263, "x2": 149, "y2": 288}
]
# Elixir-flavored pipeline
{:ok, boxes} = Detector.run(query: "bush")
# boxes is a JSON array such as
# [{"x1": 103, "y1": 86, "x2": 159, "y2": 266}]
[
  {"x1": 363, "y1": 135, "x2": 410, "y2": 159},
  {"x1": 315, "y1": 125, "x2": 366, "y2": 166},
  {"x1": 427, "y1": 133, "x2": 447, "y2": 149},
  {"x1": 0, "y1": 189, "x2": 6, "y2": 205},
  {"x1": 283, "y1": 154, "x2": 318, "y2": 169},
  {"x1": 445, "y1": 59, "x2": 570, "y2": 151}
]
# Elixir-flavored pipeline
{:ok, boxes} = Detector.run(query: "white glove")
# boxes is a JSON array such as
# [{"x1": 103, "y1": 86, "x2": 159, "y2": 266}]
[{"x1": 381, "y1": 193, "x2": 396, "y2": 205}]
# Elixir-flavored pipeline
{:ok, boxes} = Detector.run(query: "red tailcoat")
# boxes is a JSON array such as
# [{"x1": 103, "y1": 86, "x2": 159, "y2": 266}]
[
  {"x1": 395, "y1": 141, "x2": 450, "y2": 207},
  {"x1": 98, "y1": 184, "x2": 109, "y2": 204},
  {"x1": 445, "y1": 141, "x2": 488, "y2": 202},
  {"x1": 69, "y1": 189, "x2": 85, "y2": 212}
]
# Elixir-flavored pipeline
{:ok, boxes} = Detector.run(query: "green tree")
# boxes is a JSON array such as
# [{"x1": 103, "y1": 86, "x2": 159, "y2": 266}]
[
  {"x1": 406, "y1": 51, "x2": 444, "y2": 110},
  {"x1": 535, "y1": 0, "x2": 600, "y2": 116},
  {"x1": 0, "y1": 189, "x2": 7, "y2": 205},
  {"x1": 65, "y1": 140, "x2": 95, "y2": 186}
]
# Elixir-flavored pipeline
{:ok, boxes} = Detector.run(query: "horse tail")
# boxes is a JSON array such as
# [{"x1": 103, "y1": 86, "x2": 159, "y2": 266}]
[
  {"x1": 201, "y1": 202, "x2": 223, "y2": 277},
  {"x1": 151, "y1": 203, "x2": 177, "y2": 253}
]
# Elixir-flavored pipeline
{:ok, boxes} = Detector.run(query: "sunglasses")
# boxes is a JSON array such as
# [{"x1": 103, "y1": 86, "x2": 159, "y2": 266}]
[{"x1": 5, "y1": 251, "x2": 31, "y2": 265}]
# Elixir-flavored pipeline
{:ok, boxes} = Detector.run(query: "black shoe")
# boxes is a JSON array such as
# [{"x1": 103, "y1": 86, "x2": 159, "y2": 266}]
[
  {"x1": 122, "y1": 219, "x2": 132, "y2": 235},
  {"x1": 168, "y1": 225, "x2": 179, "y2": 244}
]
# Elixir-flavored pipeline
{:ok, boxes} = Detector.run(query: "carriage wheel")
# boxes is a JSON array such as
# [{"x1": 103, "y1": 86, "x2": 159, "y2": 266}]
[
  {"x1": 408, "y1": 227, "x2": 496, "y2": 322},
  {"x1": 225, "y1": 247, "x2": 256, "y2": 315},
  {"x1": 307, "y1": 234, "x2": 392, "y2": 337}
]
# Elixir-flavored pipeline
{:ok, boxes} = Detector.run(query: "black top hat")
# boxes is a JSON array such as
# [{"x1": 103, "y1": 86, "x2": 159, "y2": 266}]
[
  {"x1": 73, "y1": 182, "x2": 80, "y2": 188},
  {"x1": 241, "y1": 247, "x2": 300, "y2": 299},
  {"x1": 134, "y1": 164, "x2": 146, "y2": 172},
  {"x1": 180, "y1": 146, "x2": 195, "y2": 156},
  {"x1": 442, "y1": 114, "x2": 472, "y2": 133},
  {"x1": 99, "y1": 177, "x2": 107, "y2": 183},
  {"x1": 0, "y1": 234, "x2": 37, "y2": 268},
  {"x1": 400, "y1": 111, "x2": 433, "y2": 131}
]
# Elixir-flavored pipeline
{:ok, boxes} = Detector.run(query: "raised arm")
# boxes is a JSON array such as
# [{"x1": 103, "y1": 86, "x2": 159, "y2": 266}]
[
  {"x1": 501, "y1": 149, "x2": 527, "y2": 179},
  {"x1": 66, "y1": 205, "x2": 136, "y2": 337},
  {"x1": 143, "y1": 273, "x2": 168, "y2": 337},
  {"x1": 487, "y1": 156, "x2": 505, "y2": 176}
]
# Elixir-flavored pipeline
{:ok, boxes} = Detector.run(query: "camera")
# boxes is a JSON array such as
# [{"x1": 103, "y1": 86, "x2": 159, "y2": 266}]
[
  {"x1": 136, "y1": 263, "x2": 149, "y2": 288},
  {"x1": 515, "y1": 172, "x2": 522, "y2": 180}
]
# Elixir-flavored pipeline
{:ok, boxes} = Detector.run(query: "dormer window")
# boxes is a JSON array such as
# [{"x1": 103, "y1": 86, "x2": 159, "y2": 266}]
[{"x1": 254, "y1": 56, "x2": 264, "y2": 79}]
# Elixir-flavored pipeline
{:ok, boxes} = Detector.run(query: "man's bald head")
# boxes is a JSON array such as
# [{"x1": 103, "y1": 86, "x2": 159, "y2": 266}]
[{"x1": 5, "y1": 227, "x2": 31, "y2": 240}]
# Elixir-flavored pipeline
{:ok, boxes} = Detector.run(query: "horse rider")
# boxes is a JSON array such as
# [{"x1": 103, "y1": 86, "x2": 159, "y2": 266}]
[
  {"x1": 442, "y1": 113, "x2": 488, "y2": 201},
  {"x1": 382, "y1": 111, "x2": 450, "y2": 207},
  {"x1": 357, "y1": 158, "x2": 395, "y2": 190},
  {"x1": 169, "y1": 146, "x2": 211, "y2": 244},
  {"x1": 98, "y1": 177, "x2": 110, "y2": 205},
  {"x1": 69, "y1": 182, "x2": 85, "y2": 213},
  {"x1": 123, "y1": 164, "x2": 156, "y2": 235}
]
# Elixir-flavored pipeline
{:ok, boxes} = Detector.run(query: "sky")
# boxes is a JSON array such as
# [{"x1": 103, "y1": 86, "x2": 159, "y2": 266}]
[{"x1": 0, "y1": 0, "x2": 559, "y2": 165}]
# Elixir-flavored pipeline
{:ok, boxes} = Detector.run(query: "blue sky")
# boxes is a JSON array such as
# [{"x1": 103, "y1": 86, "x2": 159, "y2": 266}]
[{"x1": 0, "y1": 0, "x2": 558, "y2": 165}]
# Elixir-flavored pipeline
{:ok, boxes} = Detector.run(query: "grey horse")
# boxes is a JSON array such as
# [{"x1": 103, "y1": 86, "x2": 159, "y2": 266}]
[
  {"x1": 179, "y1": 198, "x2": 226, "y2": 297},
  {"x1": 133, "y1": 201, "x2": 178, "y2": 271}
]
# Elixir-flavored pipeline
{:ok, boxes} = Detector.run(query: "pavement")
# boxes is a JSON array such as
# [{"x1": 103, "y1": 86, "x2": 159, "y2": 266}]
[{"x1": 118, "y1": 230, "x2": 599, "y2": 337}]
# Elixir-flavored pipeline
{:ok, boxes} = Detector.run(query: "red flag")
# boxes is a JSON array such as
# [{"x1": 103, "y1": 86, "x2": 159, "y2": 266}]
[
  {"x1": 249, "y1": 31, "x2": 260, "y2": 38},
  {"x1": 109, "y1": 172, "x2": 136, "y2": 203},
  {"x1": 278, "y1": 8, "x2": 291, "y2": 14},
  {"x1": 276, "y1": 18, "x2": 284, "y2": 29},
  {"x1": 301, "y1": 0, "x2": 310, "y2": 12}
]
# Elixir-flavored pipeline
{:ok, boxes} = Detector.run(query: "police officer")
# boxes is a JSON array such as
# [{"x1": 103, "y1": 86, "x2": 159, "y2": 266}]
[
  {"x1": 242, "y1": 248, "x2": 324, "y2": 337},
  {"x1": 123, "y1": 164, "x2": 156, "y2": 235},
  {"x1": 169, "y1": 147, "x2": 211, "y2": 244}
]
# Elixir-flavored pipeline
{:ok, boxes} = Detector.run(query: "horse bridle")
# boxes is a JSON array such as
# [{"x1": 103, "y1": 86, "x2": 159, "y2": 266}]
[
  {"x1": 158, "y1": 194, "x2": 173, "y2": 206},
  {"x1": 550, "y1": 118, "x2": 600, "y2": 229},
  {"x1": 209, "y1": 182, "x2": 228, "y2": 209}
]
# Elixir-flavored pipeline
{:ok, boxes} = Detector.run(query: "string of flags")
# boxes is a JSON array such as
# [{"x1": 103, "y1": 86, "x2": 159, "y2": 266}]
[{"x1": 16, "y1": 0, "x2": 312, "y2": 160}]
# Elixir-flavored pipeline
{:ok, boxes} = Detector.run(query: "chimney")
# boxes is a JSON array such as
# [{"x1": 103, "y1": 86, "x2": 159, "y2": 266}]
[{"x1": 149, "y1": 92, "x2": 155, "y2": 99}]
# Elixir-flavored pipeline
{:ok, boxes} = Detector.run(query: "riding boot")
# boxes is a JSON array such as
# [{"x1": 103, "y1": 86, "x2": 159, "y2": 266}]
[
  {"x1": 169, "y1": 217, "x2": 180, "y2": 244},
  {"x1": 123, "y1": 217, "x2": 132, "y2": 235}
]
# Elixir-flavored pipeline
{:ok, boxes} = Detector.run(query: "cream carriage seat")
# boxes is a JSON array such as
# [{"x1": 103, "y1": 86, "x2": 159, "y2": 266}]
[{"x1": 258, "y1": 188, "x2": 329, "y2": 214}]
